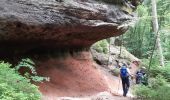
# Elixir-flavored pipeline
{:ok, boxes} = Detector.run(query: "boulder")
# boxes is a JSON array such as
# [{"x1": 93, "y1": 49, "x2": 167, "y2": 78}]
[{"x1": 91, "y1": 44, "x2": 140, "y2": 68}]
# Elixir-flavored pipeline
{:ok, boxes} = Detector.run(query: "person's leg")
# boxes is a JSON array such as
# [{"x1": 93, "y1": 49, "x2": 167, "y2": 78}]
[
  {"x1": 136, "y1": 77, "x2": 139, "y2": 84},
  {"x1": 124, "y1": 77, "x2": 130, "y2": 96},
  {"x1": 121, "y1": 77, "x2": 126, "y2": 96}
]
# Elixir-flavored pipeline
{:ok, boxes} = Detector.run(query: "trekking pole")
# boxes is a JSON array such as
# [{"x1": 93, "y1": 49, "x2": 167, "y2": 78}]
[{"x1": 117, "y1": 76, "x2": 121, "y2": 95}]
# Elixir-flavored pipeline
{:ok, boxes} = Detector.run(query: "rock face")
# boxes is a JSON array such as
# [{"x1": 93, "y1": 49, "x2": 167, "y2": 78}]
[
  {"x1": 0, "y1": 0, "x2": 138, "y2": 99},
  {"x1": 0, "y1": 0, "x2": 135, "y2": 55},
  {"x1": 91, "y1": 44, "x2": 140, "y2": 68},
  {"x1": 36, "y1": 51, "x2": 111, "y2": 99}
]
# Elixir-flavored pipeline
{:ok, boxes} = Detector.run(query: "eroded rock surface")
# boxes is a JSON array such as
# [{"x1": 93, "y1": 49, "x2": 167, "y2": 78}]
[{"x1": 0, "y1": 0, "x2": 135, "y2": 55}]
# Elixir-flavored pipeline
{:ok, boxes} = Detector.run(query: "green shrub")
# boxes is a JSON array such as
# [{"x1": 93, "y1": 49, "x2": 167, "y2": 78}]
[
  {"x1": 95, "y1": 46, "x2": 103, "y2": 53},
  {"x1": 111, "y1": 68, "x2": 120, "y2": 76},
  {"x1": 164, "y1": 51, "x2": 170, "y2": 60},
  {"x1": 149, "y1": 75, "x2": 168, "y2": 89},
  {"x1": 93, "y1": 39, "x2": 109, "y2": 54},
  {"x1": 134, "y1": 75, "x2": 170, "y2": 100},
  {"x1": 0, "y1": 62, "x2": 41, "y2": 100},
  {"x1": 165, "y1": 61, "x2": 170, "y2": 67},
  {"x1": 134, "y1": 63, "x2": 170, "y2": 100},
  {"x1": 152, "y1": 85, "x2": 170, "y2": 100},
  {"x1": 141, "y1": 59, "x2": 170, "y2": 82},
  {"x1": 134, "y1": 85, "x2": 170, "y2": 100},
  {"x1": 133, "y1": 85, "x2": 153, "y2": 100},
  {"x1": 141, "y1": 59, "x2": 150, "y2": 67},
  {"x1": 149, "y1": 66, "x2": 170, "y2": 82}
]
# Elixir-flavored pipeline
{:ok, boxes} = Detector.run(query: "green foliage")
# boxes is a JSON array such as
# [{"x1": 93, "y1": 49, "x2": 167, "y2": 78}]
[
  {"x1": 149, "y1": 66, "x2": 170, "y2": 82},
  {"x1": 93, "y1": 39, "x2": 109, "y2": 54},
  {"x1": 133, "y1": 85, "x2": 153, "y2": 100},
  {"x1": 15, "y1": 58, "x2": 49, "y2": 82},
  {"x1": 15, "y1": 58, "x2": 36, "y2": 75},
  {"x1": 134, "y1": 76, "x2": 170, "y2": 100},
  {"x1": 129, "y1": 0, "x2": 170, "y2": 99},
  {"x1": 162, "y1": 32, "x2": 170, "y2": 60},
  {"x1": 141, "y1": 59, "x2": 150, "y2": 67},
  {"x1": 111, "y1": 68, "x2": 120, "y2": 76},
  {"x1": 134, "y1": 63, "x2": 170, "y2": 100},
  {"x1": 124, "y1": 5, "x2": 154, "y2": 58},
  {"x1": 149, "y1": 75, "x2": 168, "y2": 89},
  {"x1": 124, "y1": 0, "x2": 170, "y2": 60},
  {"x1": 0, "y1": 62, "x2": 41, "y2": 100}
]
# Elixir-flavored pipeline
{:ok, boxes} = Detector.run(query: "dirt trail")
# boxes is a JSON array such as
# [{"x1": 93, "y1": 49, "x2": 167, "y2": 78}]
[
  {"x1": 56, "y1": 91, "x2": 133, "y2": 100},
  {"x1": 56, "y1": 96, "x2": 131, "y2": 100}
]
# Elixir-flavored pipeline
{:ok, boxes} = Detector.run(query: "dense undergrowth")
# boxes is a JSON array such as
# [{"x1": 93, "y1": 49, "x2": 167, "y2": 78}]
[
  {"x1": 134, "y1": 75, "x2": 170, "y2": 100},
  {"x1": 133, "y1": 58, "x2": 170, "y2": 100},
  {"x1": 0, "y1": 61, "x2": 41, "y2": 100}
]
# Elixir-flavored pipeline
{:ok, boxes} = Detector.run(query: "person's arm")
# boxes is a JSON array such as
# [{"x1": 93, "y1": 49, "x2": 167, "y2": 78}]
[{"x1": 127, "y1": 68, "x2": 132, "y2": 77}]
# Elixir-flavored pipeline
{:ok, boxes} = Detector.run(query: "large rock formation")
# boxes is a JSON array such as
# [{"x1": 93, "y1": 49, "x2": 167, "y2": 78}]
[
  {"x1": 0, "y1": 0, "x2": 136, "y2": 55},
  {"x1": 0, "y1": 0, "x2": 139, "y2": 99}
]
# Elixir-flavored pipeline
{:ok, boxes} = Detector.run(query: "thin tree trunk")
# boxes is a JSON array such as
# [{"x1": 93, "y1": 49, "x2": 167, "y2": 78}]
[{"x1": 151, "y1": 0, "x2": 165, "y2": 67}]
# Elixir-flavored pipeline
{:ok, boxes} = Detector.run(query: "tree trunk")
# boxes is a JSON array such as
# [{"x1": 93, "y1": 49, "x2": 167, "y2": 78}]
[{"x1": 151, "y1": 0, "x2": 165, "y2": 67}]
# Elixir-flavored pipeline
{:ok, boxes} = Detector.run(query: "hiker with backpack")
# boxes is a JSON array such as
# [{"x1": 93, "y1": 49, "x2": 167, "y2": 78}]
[
  {"x1": 120, "y1": 62, "x2": 132, "y2": 97},
  {"x1": 136, "y1": 67, "x2": 148, "y2": 85},
  {"x1": 136, "y1": 70, "x2": 143, "y2": 84}
]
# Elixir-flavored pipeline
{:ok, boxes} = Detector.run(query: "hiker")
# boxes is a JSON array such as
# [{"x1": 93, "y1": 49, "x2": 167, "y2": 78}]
[
  {"x1": 120, "y1": 62, "x2": 131, "y2": 97},
  {"x1": 136, "y1": 70, "x2": 143, "y2": 84},
  {"x1": 141, "y1": 72, "x2": 148, "y2": 85},
  {"x1": 136, "y1": 67, "x2": 148, "y2": 85}
]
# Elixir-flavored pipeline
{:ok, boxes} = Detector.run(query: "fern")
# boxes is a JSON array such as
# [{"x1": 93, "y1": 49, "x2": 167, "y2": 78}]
[{"x1": 15, "y1": 58, "x2": 49, "y2": 82}]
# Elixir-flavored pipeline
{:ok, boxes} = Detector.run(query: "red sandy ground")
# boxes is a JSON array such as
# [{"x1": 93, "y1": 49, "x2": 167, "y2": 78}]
[{"x1": 35, "y1": 51, "x2": 137, "y2": 100}]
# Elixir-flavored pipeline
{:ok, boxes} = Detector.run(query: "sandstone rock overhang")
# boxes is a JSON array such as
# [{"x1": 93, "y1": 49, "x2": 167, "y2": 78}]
[{"x1": 0, "y1": 0, "x2": 135, "y2": 55}]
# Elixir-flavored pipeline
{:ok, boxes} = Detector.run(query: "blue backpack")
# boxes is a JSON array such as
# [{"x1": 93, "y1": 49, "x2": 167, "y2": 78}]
[{"x1": 120, "y1": 66, "x2": 128, "y2": 77}]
